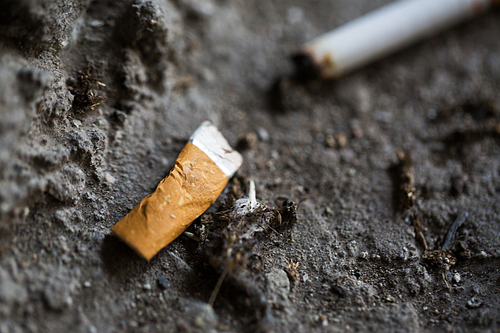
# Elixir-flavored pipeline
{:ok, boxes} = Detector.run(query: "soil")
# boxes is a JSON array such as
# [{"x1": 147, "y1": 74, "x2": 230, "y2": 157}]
[{"x1": 1, "y1": 0, "x2": 500, "y2": 332}]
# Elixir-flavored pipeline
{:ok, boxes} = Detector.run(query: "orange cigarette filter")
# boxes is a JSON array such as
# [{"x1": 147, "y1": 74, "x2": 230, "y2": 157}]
[{"x1": 111, "y1": 121, "x2": 243, "y2": 260}]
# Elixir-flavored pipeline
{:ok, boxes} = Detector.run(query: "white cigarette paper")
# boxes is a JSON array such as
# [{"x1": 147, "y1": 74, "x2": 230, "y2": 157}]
[{"x1": 296, "y1": 0, "x2": 493, "y2": 79}]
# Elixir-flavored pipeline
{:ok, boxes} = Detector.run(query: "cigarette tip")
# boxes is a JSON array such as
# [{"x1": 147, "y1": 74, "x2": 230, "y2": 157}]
[{"x1": 291, "y1": 52, "x2": 321, "y2": 82}]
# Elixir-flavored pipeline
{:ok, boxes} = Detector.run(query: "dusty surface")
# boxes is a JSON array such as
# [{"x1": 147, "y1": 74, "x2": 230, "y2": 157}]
[{"x1": 1, "y1": 0, "x2": 500, "y2": 332}]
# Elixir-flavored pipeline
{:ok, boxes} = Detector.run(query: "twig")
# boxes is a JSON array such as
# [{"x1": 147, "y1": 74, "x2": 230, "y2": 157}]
[
  {"x1": 208, "y1": 265, "x2": 229, "y2": 307},
  {"x1": 442, "y1": 211, "x2": 469, "y2": 250}
]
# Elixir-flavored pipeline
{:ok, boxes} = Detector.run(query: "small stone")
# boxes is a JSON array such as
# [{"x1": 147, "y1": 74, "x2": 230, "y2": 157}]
[
  {"x1": 467, "y1": 296, "x2": 483, "y2": 308},
  {"x1": 89, "y1": 19, "x2": 105, "y2": 28},
  {"x1": 104, "y1": 172, "x2": 116, "y2": 184},
  {"x1": 257, "y1": 127, "x2": 270, "y2": 142},
  {"x1": 452, "y1": 273, "x2": 461, "y2": 284},
  {"x1": 334, "y1": 133, "x2": 347, "y2": 148},
  {"x1": 266, "y1": 268, "x2": 290, "y2": 308},
  {"x1": 157, "y1": 275, "x2": 169, "y2": 290},
  {"x1": 83, "y1": 281, "x2": 91, "y2": 288},
  {"x1": 142, "y1": 283, "x2": 151, "y2": 291},
  {"x1": 385, "y1": 296, "x2": 396, "y2": 303},
  {"x1": 359, "y1": 252, "x2": 368, "y2": 259},
  {"x1": 325, "y1": 135, "x2": 335, "y2": 148}
]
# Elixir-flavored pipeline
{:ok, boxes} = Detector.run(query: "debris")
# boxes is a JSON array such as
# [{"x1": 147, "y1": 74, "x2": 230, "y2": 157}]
[
  {"x1": 334, "y1": 133, "x2": 348, "y2": 148},
  {"x1": 292, "y1": 0, "x2": 494, "y2": 80},
  {"x1": 454, "y1": 240, "x2": 471, "y2": 260},
  {"x1": 422, "y1": 249, "x2": 456, "y2": 269},
  {"x1": 69, "y1": 68, "x2": 107, "y2": 112},
  {"x1": 285, "y1": 260, "x2": 300, "y2": 284},
  {"x1": 467, "y1": 296, "x2": 483, "y2": 308},
  {"x1": 442, "y1": 211, "x2": 468, "y2": 250},
  {"x1": 200, "y1": 179, "x2": 297, "y2": 327},
  {"x1": 111, "y1": 121, "x2": 243, "y2": 260},
  {"x1": 385, "y1": 296, "x2": 396, "y2": 303},
  {"x1": 104, "y1": 172, "x2": 116, "y2": 184},
  {"x1": 325, "y1": 135, "x2": 335, "y2": 148},
  {"x1": 422, "y1": 212, "x2": 469, "y2": 287},
  {"x1": 412, "y1": 218, "x2": 428, "y2": 251},
  {"x1": 394, "y1": 148, "x2": 416, "y2": 209},
  {"x1": 256, "y1": 127, "x2": 270, "y2": 142}
]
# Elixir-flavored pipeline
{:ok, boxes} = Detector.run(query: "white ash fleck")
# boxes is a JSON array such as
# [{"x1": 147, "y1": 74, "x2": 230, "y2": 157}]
[{"x1": 104, "y1": 172, "x2": 116, "y2": 184}]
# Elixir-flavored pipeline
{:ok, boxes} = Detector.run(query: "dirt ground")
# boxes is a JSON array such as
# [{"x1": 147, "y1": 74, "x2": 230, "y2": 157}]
[{"x1": 1, "y1": 0, "x2": 500, "y2": 332}]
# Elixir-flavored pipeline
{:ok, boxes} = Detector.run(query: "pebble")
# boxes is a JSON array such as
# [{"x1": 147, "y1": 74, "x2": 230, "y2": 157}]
[
  {"x1": 257, "y1": 127, "x2": 270, "y2": 142},
  {"x1": 104, "y1": 172, "x2": 116, "y2": 184},
  {"x1": 89, "y1": 19, "x2": 105, "y2": 28},
  {"x1": 325, "y1": 135, "x2": 335, "y2": 148},
  {"x1": 142, "y1": 283, "x2": 151, "y2": 291},
  {"x1": 83, "y1": 281, "x2": 91, "y2": 288},
  {"x1": 266, "y1": 268, "x2": 291, "y2": 307},
  {"x1": 385, "y1": 296, "x2": 396, "y2": 303},
  {"x1": 157, "y1": 274, "x2": 169, "y2": 290},
  {"x1": 452, "y1": 273, "x2": 460, "y2": 284},
  {"x1": 334, "y1": 133, "x2": 348, "y2": 148},
  {"x1": 467, "y1": 296, "x2": 483, "y2": 308}
]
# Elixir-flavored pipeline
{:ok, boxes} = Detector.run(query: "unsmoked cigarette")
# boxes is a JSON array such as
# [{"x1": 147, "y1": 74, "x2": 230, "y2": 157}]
[
  {"x1": 294, "y1": 0, "x2": 494, "y2": 80},
  {"x1": 111, "y1": 121, "x2": 242, "y2": 260}
]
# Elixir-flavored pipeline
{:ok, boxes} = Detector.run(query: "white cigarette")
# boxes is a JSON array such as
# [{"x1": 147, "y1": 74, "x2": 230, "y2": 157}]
[{"x1": 294, "y1": 0, "x2": 494, "y2": 80}]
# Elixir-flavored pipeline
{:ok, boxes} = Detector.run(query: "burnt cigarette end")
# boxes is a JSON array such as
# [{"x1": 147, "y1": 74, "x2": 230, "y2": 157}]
[
  {"x1": 111, "y1": 121, "x2": 242, "y2": 260},
  {"x1": 291, "y1": 52, "x2": 321, "y2": 82}
]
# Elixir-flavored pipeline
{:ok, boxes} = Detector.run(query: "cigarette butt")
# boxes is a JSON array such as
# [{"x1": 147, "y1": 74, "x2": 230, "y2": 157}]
[
  {"x1": 111, "y1": 121, "x2": 242, "y2": 260},
  {"x1": 294, "y1": 0, "x2": 493, "y2": 80}
]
